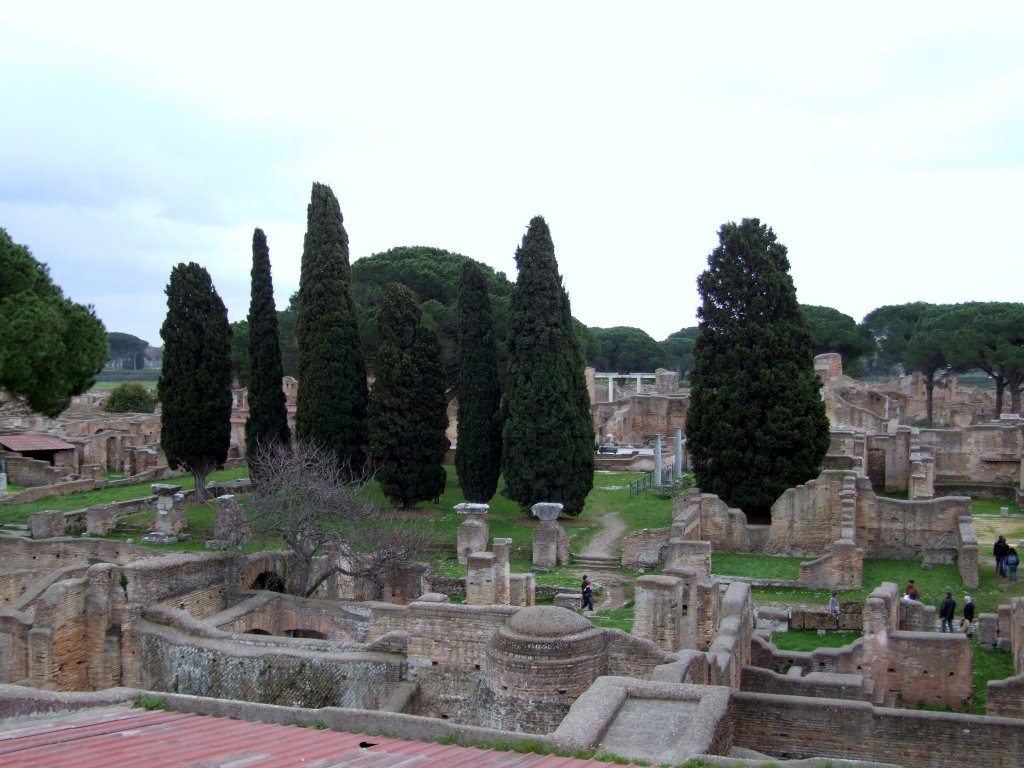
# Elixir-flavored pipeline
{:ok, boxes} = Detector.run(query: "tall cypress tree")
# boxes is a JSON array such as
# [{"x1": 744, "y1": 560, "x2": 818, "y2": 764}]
[
  {"x1": 158, "y1": 262, "x2": 233, "y2": 501},
  {"x1": 455, "y1": 261, "x2": 503, "y2": 502},
  {"x1": 501, "y1": 216, "x2": 594, "y2": 515},
  {"x1": 687, "y1": 218, "x2": 830, "y2": 518},
  {"x1": 294, "y1": 183, "x2": 368, "y2": 467},
  {"x1": 244, "y1": 228, "x2": 290, "y2": 464},
  {"x1": 367, "y1": 283, "x2": 449, "y2": 508}
]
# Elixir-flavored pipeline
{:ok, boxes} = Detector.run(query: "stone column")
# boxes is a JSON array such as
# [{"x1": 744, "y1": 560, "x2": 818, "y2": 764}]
[
  {"x1": 493, "y1": 537, "x2": 512, "y2": 605},
  {"x1": 466, "y1": 551, "x2": 497, "y2": 605},
  {"x1": 633, "y1": 575, "x2": 686, "y2": 652},
  {"x1": 532, "y1": 502, "x2": 567, "y2": 568},
  {"x1": 674, "y1": 429, "x2": 683, "y2": 480},
  {"x1": 455, "y1": 503, "x2": 489, "y2": 564},
  {"x1": 151, "y1": 484, "x2": 185, "y2": 535},
  {"x1": 215, "y1": 493, "x2": 251, "y2": 547},
  {"x1": 0, "y1": 470, "x2": 7, "y2": 497},
  {"x1": 653, "y1": 434, "x2": 663, "y2": 486}
]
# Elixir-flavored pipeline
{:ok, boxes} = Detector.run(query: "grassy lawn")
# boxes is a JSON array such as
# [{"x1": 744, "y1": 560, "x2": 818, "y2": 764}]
[
  {"x1": 0, "y1": 467, "x2": 251, "y2": 525},
  {"x1": 770, "y1": 630, "x2": 861, "y2": 651}
]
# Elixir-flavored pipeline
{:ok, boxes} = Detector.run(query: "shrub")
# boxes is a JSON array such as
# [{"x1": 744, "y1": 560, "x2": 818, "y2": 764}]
[{"x1": 104, "y1": 382, "x2": 156, "y2": 413}]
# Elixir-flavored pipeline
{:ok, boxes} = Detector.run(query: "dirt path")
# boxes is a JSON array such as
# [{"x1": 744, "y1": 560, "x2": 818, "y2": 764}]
[
  {"x1": 572, "y1": 512, "x2": 632, "y2": 611},
  {"x1": 579, "y1": 511, "x2": 627, "y2": 559}
]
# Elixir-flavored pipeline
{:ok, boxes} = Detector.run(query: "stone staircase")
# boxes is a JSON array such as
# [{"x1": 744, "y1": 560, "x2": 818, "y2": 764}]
[{"x1": 573, "y1": 554, "x2": 620, "y2": 571}]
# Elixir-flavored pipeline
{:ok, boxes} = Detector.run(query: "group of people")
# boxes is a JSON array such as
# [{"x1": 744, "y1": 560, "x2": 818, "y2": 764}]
[
  {"x1": 938, "y1": 592, "x2": 975, "y2": 635},
  {"x1": 993, "y1": 536, "x2": 1020, "y2": 583},
  {"x1": 904, "y1": 580, "x2": 975, "y2": 636}
]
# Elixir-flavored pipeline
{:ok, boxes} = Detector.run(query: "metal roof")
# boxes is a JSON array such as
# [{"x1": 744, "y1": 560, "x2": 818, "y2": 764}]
[
  {"x1": 0, "y1": 707, "x2": 641, "y2": 768},
  {"x1": 0, "y1": 434, "x2": 75, "y2": 452}
]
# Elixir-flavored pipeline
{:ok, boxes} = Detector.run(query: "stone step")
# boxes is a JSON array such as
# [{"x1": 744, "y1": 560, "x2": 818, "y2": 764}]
[{"x1": 573, "y1": 556, "x2": 620, "y2": 571}]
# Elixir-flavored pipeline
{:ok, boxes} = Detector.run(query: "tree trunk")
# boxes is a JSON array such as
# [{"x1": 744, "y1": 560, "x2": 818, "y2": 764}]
[
  {"x1": 1009, "y1": 373, "x2": 1023, "y2": 414},
  {"x1": 192, "y1": 465, "x2": 210, "y2": 501},
  {"x1": 993, "y1": 376, "x2": 1005, "y2": 419}
]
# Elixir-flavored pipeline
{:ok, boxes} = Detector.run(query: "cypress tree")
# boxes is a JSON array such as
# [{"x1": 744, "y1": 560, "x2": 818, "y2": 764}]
[
  {"x1": 158, "y1": 262, "x2": 233, "y2": 501},
  {"x1": 687, "y1": 218, "x2": 830, "y2": 518},
  {"x1": 455, "y1": 261, "x2": 503, "y2": 502},
  {"x1": 367, "y1": 283, "x2": 449, "y2": 508},
  {"x1": 294, "y1": 183, "x2": 368, "y2": 468},
  {"x1": 244, "y1": 228, "x2": 290, "y2": 464},
  {"x1": 501, "y1": 216, "x2": 594, "y2": 515}
]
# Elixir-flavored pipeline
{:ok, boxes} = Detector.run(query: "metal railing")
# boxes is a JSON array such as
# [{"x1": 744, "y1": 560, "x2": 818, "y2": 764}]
[{"x1": 629, "y1": 472, "x2": 655, "y2": 498}]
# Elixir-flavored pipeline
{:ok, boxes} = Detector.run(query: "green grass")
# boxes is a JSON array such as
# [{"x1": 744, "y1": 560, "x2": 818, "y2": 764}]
[
  {"x1": 712, "y1": 552, "x2": 803, "y2": 580},
  {"x1": 770, "y1": 631, "x2": 861, "y2": 651},
  {"x1": 365, "y1": 466, "x2": 670, "y2": 576},
  {"x1": 0, "y1": 467, "x2": 250, "y2": 525},
  {"x1": 971, "y1": 643, "x2": 1015, "y2": 714},
  {"x1": 972, "y1": 497, "x2": 1021, "y2": 516}
]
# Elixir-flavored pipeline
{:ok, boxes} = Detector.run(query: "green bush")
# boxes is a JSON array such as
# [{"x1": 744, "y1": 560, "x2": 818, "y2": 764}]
[{"x1": 104, "y1": 382, "x2": 156, "y2": 413}]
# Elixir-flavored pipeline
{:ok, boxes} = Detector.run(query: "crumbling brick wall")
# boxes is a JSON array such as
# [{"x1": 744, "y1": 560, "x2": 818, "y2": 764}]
[{"x1": 729, "y1": 692, "x2": 1024, "y2": 768}]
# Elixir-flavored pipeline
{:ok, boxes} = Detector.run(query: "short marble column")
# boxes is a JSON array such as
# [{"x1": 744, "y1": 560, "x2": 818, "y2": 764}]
[
  {"x1": 532, "y1": 502, "x2": 569, "y2": 567},
  {"x1": 0, "y1": 471, "x2": 7, "y2": 498},
  {"x1": 455, "y1": 502, "x2": 489, "y2": 564},
  {"x1": 152, "y1": 484, "x2": 186, "y2": 535}
]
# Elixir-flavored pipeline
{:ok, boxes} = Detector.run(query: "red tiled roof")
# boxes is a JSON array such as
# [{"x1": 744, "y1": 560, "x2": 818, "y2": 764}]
[
  {"x1": 0, "y1": 708, "x2": 641, "y2": 768},
  {"x1": 0, "y1": 434, "x2": 75, "y2": 452}
]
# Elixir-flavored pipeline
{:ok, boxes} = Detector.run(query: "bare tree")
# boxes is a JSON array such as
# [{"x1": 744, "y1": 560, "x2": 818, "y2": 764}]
[{"x1": 245, "y1": 441, "x2": 442, "y2": 597}]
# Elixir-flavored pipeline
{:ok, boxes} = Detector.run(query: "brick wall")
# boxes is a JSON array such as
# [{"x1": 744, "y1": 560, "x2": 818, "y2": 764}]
[
  {"x1": 0, "y1": 614, "x2": 30, "y2": 683},
  {"x1": 5, "y1": 476, "x2": 96, "y2": 501},
  {"x1": 740, "y1": 665, "x2": 870, "y2": 700},
  {"x1": 403, "y1": 602, "x2": 517, "y2": 722},
  {"x1": 0, "y1": 537, "x2": 159, "y2": 572},
  {"x1": 30, "y1": 577, "x2": 89, "y2": 691},
  {"x1": 621, "y1": 527, "x2": 672, "y2": 569},
  {"x1": 133, "y1": 619, "x2": 402, "y2": 709},
  {"x1": 767, "y1": 472, "x2": 843, "y2": 555},
  {"x1": 2, "y1": 454, "x2": 66, "y2": 487},
  {"x1": 730, "y1": 691, "x2": 1024, "y2": 768}
]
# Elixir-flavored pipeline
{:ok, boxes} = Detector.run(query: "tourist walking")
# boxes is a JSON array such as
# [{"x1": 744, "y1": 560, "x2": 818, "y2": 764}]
[
  {"x1": 962, "y1": 595, "x2": 975, "y2": 638},
  {"x1": 581, "y1": 575, "x2": 594, "y2": 612},
  {"x1": 994, "y1": 536, "x2": 1009, "y2": 576},
  {"x1": 1006, "y1": 547, "x2": 1019, "y2": 583},
  {"x1": 939, "y1": 591, "x2": 956, "y2": 633}
]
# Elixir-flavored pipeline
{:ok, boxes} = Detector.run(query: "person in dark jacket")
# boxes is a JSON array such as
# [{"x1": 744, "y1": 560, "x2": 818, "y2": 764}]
[
  {"x1": 581, "y1": 575, "x2": 594, "y2": 612},
  {"x1": 994, "y1": 536, "x2": 1009, "y2": 576},
  {"x1": 938, "y1": 592, "x2": 956, "y2": 632},
  {"x1": 1007, "y1": 547, "x2": 1019, "y2": 583},
  {"x1": 962, "y1": 595, "x2": 975, "y2": 638}
]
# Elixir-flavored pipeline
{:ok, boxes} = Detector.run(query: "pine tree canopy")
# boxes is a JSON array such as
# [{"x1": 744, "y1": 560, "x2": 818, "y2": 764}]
[
  {"x1": 245, "y1": 227, "x2": 290, "y2": 458},
  {"x1": 158, "y1": 262, "x2": 233, "y2": 501},
  {"x1": 687, "y1": 218, "x2": 830, "y2": 518},
  {"x1": 0, "y1": 228, "x2": 107, "y2": 417},
  {"x1": 501, "y1": 216, "x2": 594, "y2": 516},
  {"x1": 455, "y1": 260, "x2": 503, "y2": 502},
  {"x1": 367, "y1": 283, "x2": 450, "y2": 508},
  {"x1": 295, "y1": 182, "x2": 368, "y2": 468}
]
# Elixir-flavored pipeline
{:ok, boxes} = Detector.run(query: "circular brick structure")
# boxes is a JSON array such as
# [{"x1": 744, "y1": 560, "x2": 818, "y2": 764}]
[{"x1": 480, "y1": 606, "x2": 608, "y2": 733}]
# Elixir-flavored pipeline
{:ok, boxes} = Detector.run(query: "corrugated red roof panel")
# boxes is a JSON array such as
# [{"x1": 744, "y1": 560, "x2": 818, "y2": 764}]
[
  {"x1": 0, "y1": 434, "x2": 75, "y2": 452},
  {"x1": 0, "y1": 708, "x2": 644, "y2": 768}
]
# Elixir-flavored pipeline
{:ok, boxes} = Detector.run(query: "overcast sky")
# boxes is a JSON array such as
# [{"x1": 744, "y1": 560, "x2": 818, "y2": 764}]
[{"x1": 3, "y1": 3, "x2": 1023, "y2": 347}]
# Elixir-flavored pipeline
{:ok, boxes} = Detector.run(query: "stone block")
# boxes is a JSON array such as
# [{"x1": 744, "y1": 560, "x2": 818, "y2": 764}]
[{"x1": 29, "y1": 510, "x2": 65, "y2": 539}]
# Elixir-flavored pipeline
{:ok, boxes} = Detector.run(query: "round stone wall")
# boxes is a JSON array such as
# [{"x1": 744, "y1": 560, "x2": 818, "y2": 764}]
[{"x1": 479, "y1": 606, "x2": 607, "y2": 733}]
